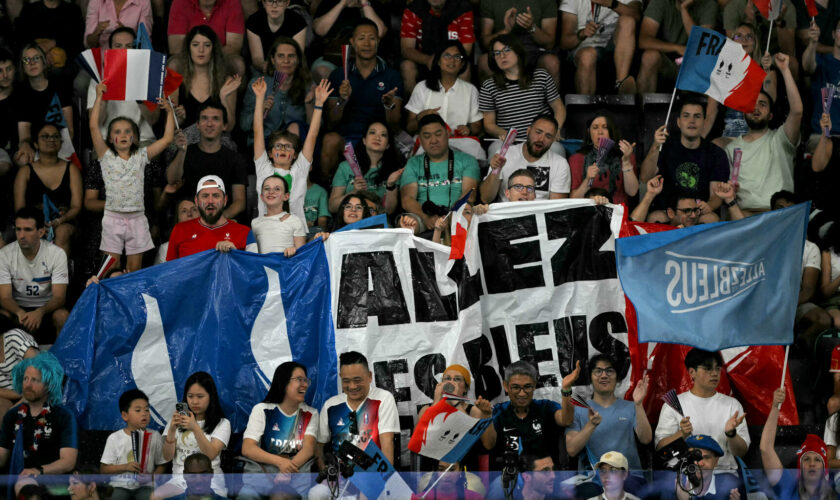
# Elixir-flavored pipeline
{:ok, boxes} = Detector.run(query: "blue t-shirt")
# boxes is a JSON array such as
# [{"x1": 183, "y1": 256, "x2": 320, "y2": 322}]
[
  {"x1": 810, "y1": 53, "x2": 840, "y2": 136},
  {"x1": 570, "y1": 398, "x2": 642, "y2": 473},
  {"x1": 328, "y1": 57, "x2": 403, "y2": 139}
]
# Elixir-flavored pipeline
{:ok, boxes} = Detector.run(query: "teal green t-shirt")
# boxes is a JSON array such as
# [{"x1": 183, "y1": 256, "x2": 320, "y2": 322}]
[
  {"x1": 304, "y1": 183, "x2": 330, "y2": 224},
  {"x1": 399, "y1": 150, "x2": 480, "y2": 208},
  {"x1": 332, "y1": 161, "x2": 387, "y2": 200}
]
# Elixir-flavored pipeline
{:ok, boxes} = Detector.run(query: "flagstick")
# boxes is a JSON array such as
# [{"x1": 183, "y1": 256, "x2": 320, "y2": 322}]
[
  {"x1": 777, "y1": 344, "x2": 789, "y2": 410},
  {"x1": 420, "y1": 463, "x2": 456, "y2": 498},
  {"x1": 660, "y1": 86, "x2": 678, "y2": 152},
  {"x1": 167, "y1": 97, "x2": 179, "y2": 130},
  {"x1": 765, "y1": 22, "x2": 773, "y2": 55}
]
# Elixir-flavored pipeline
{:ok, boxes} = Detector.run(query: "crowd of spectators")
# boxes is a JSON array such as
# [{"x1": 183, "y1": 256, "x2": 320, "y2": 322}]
[{"x1": 0, "y1": 0, "x2": 838, "y2": 495}]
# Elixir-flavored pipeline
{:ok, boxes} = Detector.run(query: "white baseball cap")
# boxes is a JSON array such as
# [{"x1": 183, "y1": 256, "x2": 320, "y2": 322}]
[
  {"x1": 196, "y1": 175, "x2": 226, "y2": 194},
  {"x1": 596, "y1": 451, "x2": 628, "y2": 470}
]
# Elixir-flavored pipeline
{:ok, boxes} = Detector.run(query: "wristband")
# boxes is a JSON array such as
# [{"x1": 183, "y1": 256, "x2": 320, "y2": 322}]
[
  {"x1": 35, "y1": 466, "x2": 44, "y2": 475},
  {"x1": 313, "y1": 105, "x2": 323, "y2": 110},
  {"x1": 561, "y1": 388, "x2": 573, "y2": 397},
  {"x1": 383, "y1": 101, "x2": 396, "y2": 110},
  {"x1": 622, "y1": 167, "x2": 633, "y2": 173},
  {"x1": 726, "y1": 199, "x2": 737, "y2": 207},
  {"x1": 386, "y1": 183, "x2": 398, "y2": 191},
  {"x1": 725, "y1": 428, "x2": 736, "y2": 438},
  {"x1": 491, "y1": 168, "x2": 501, "y2": 176}
]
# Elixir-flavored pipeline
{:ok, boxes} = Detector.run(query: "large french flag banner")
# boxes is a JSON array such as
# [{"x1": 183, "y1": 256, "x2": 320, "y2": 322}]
[
  {"x1": 407, "y1": 398, "x2": 491, "y2": 463},
  {"x1": 615, "y1": 203, "x2": 809, "y2": 351},
  {"x1": 103, "y1": 49, "x2": 167, "y2": 101},
  {"x1": 676, "y1": 27, "x2": 766, "y2": 114}
]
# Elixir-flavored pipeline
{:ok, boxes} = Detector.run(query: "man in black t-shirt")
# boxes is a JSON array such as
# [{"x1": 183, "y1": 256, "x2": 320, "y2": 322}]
[
  {"x1": 641, "y1": 98, "x2": 730, "y2": 224},
  {"x1": 166, "y1": 102, "x2": 247, "y2": 220}
]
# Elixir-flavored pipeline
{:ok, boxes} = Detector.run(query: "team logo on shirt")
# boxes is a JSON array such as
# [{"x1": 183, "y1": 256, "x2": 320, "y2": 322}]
[
  {"x1": 225, "y1": 233, "x2": 230, "y2": 240},
  {"x1": 531, "y1": 421, "x2": 541, "y2": 433},
  {"x1": 191, "y1": 234, "x2": 197, "y2": 239},
  {"x1": 378, "y1": 82, "x2": 385, "y2": 91},
  {"x1": 448, "y1": 31, "x2": 458, "y2": 40}
]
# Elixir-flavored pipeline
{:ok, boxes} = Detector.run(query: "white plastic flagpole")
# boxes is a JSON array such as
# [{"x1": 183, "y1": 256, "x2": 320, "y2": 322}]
[
  {"x1": 660, "y1": 86, "x2": 678, "y2": 151},
  {"x1": 777, "y1": 344, "x2": 789, "y2": 409},
  {"x1": 421, "y1": 463, "x2": 456, "y2": 498},
  {"x1": 765, "y1": 22, "x2": 773, "y2": 55}
]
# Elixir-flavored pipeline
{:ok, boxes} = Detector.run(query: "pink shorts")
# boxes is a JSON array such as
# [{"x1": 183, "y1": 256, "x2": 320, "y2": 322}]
[{"x1": 100, "y1": 210, "x2": 154, "y2": 255}]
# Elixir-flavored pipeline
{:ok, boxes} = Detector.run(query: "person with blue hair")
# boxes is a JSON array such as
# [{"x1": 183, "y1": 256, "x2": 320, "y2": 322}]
[{"x1": 0, "y1": 351, "x2": 78, "y2": 490}]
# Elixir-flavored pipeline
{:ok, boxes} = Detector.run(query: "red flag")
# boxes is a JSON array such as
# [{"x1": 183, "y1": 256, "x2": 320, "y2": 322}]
[
  {"x1": 751, "y1": 0, "x2": 771, "y2": 18},
  {"x1": 804, "y1": 0, "x2": 818, "y2": 17}
]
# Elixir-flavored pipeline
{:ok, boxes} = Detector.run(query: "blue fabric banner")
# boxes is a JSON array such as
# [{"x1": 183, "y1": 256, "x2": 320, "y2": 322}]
[
  {"x1": 51, "y1": 241, "x2": 337, "y2": 431},
  {"x1": 615, "y1": 204, "x2": 809, "y2": 350}
]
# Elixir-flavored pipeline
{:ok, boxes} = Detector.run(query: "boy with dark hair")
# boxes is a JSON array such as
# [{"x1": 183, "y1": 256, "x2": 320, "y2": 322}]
[{"x1": 100, "y1": 389, "x2": 167, "y2": 500}]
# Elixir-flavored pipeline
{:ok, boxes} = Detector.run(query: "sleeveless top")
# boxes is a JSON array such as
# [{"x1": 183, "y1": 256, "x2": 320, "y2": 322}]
[
  {"x1": 25, "y1": 162, "x2": 72, "y2": 210},
  {"x1": 179, "y1": 83, "x2": 212, "y2": 129}
]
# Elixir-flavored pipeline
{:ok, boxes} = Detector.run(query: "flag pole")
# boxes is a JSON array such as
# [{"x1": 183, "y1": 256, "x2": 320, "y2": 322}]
[
  {"x1": 777, "y1": 344, "x2": 789, "y2": 410},
  {"x1": 765, "y1": 22, "x2": 773, "y2": 55},
  {"x1": 421, "y1": 463, "x2": 456, "y2": 498},
  {"x1": 660, "y1": 86, "x2": 678, "y2": 151}
]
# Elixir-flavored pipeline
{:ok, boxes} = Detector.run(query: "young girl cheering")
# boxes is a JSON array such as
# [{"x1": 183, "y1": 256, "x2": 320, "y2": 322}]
[
  {"x1": 89, "y1": 83, "x2": 175, "y2": 272},
  {"x1": 252, "y1": 76, "x2": 332, "y2": 224}
]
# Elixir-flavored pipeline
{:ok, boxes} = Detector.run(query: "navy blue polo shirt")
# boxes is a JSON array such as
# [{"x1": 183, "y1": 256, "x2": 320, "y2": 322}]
[{"x1": 328, "y1": 57, "x2": 403, "y2": 140}]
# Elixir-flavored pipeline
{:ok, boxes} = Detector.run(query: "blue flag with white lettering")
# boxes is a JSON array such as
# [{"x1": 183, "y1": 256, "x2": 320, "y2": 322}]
[
  {"x1": 615, "y1": 204, "x2": 809, "y2": 350},
  {"x1": 51, "y1": 242, "x2": 337, "y2": 431}
]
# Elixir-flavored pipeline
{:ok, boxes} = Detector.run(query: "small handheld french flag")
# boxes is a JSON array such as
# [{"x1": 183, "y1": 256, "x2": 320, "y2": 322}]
[
  {"x1": 449, "y1": 191, "x2": 473, "y2": 260},
  {"x1": 676, "y1": 27, "x2": 766, "y2": 114},
  {"x1": 103, "y1": 49, "x2": 167, "y2": 101}
]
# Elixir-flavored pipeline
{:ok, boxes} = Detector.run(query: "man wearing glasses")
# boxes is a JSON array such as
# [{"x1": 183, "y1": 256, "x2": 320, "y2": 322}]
[
  {"x1": 479, "y1": 114, "x2": 570, "y2": 203},
  {"x1": 630, "y1": 177, "x2": 703, "y2": 228},
  {"x1": 566, "y1": 355, "x2": 650, "y2": 492},
  {"x1": 480, "y1": 361, "x2": 576, "y2": 471},
  {"x1": 640, "y1": 98, "x2": 730, "y2": 225},
  {"x1": 654, "y1": 349, "x2": 750, "y2": 471}
]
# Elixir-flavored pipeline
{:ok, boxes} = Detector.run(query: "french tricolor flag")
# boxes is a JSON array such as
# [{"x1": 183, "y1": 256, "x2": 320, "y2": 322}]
[
  {"x1": 676, "y1": 27, "x2": 766, "y2": 114},
  {"x1": 448, "y1": 191, "x2": 473, "y2": 260},
  {"x1": 103, "y1": 49, "x2": 167, "y2": 102}
]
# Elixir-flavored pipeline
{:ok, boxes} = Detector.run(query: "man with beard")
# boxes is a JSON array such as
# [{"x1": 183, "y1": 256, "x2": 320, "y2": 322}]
[
  {"x1": 166, "y1": 176, "x2": 256, "y2": 261},
  {"x1": 641, "y1": 97, "x2": 730, "y2": 224},
  {"x1": 479, "y1": 114, "x2": 570, "y2": 203},
  {"x1": 720, "y1": 53, "x2": 802, "y2": 215},
  {"x1": 166, "y1": 102, "x2": 247, "y2": 220},
  {"x1": 0, "y1": 352, "x2": 77, "y2": 492}
]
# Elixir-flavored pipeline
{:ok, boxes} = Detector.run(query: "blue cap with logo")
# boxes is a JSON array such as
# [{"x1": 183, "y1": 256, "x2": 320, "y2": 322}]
[{"x1": 686, "y1": 434, "x2": 724, "y2": 457}]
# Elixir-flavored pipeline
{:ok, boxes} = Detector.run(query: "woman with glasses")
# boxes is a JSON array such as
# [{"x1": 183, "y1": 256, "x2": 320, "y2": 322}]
[
  {"x1": 565, "y1": 354, "x2": 650, "y2": 487},
  {"x1": 406, "y1": 42, "x2": 482, "y2": 141},
  {"x1": 14, "y1": 43, "x2": 74, "y2": 168},
  {"x1": 241, "y1": 37, "x2": 312, "y2": 145},
  {"x1": 703, "y1": 23, "x2": 776, "y2": 138},
  {"x1": 13, "y1": 122, "x2": 82, "y2": 256},
  {"x1": 246, "y1": 0, "x2": 307, "y2": 71},
  {"x1": 240, "y1": 361, "x2": 319, "y2": 498},
  {"x1": 569, "y1": 111, "x2": 638, "y2": 205},
  {"x1": 328, "y1": 121, "x2": 404, "y2": 215},
  {"x1": 479, "y1": 34, "x2": 566, "y2": 158}
]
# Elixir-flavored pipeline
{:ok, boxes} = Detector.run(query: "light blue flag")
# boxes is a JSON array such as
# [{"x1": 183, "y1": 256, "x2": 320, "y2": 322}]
[
  {"x1": 135, "y1": 22, "x2": 153, "y2": 50},
  {"x1": 51, "y1": 241, "x2": 337, "y2": 431},
  {"x1": 615, "y1": 203, "x2": 809, "y2": 350},
  {"x1": 335, "y1": 213, "x2": 390, "y2": 232}
]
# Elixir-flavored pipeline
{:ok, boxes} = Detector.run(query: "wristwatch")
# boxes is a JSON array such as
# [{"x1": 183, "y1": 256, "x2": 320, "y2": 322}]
[{"x1": 726, "y1": 199, "x2": 737, "y2": 207}]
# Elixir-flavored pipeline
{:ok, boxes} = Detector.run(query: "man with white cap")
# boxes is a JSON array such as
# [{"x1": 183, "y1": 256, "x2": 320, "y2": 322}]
[
  {"x1": 166, "y1": 176, "x2": 257, "y2": 261},
  {"x1": 591, "y1": 451, "x2": 640, "y2": 500}
]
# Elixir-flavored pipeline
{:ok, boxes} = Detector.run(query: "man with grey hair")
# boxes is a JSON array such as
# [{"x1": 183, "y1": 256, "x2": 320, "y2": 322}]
[{"x1": 481, "y1": 360, "x2": 580, "y2": 468}]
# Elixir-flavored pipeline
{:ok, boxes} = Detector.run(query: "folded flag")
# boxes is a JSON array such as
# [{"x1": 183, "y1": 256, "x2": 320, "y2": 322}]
[
  {"x1": 103, "y1": 49, "x2": 167, "y2": 101},
  {"x1": 408, "y1": 398, "x2": 491, "y2": 463},
  {"x1": 616, "y1": 203, "x2": 809, "y2": 351},
  {"x1": 44, "y1": 93, "x2": 81, "y2": 168},
  {"x1": 676, "y1": 26, "x2": 766, "y2": 114},
  {"x1": 449, "y1": 191, "x2": 473, "y2": 260},
  {"x1": 135, "y1": 22, "x2": 153, "y2": 50},
  {"x1": 76, "y1": 48, "x2": 103, "y2": 82}
]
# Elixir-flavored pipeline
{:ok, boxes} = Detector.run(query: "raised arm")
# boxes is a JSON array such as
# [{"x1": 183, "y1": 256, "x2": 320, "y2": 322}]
[
  {"x1": 89, "y1": 82, "x2": 110, "y2": 159},
  {"x1": 775, "y1": 53, "x2": 802, "y2": 145},
  {"x1": 300, "y1": 79, "x2": 334, "y2": 163},
  {"x1": 146, "y1": 97, "x2": 175, "y2": 159},
  {"x1": 759, "y1": 388, "x2": 785, "y2": 486},
  {"x1": 252, "y1": 77, "x2": 268, "y2": 160}
]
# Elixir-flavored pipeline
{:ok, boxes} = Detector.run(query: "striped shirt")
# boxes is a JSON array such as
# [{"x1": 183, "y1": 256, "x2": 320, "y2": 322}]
[
  {"x1": 478, "y1": 69, "x2": 560, "y2": 137},
  {"x1": 0, "y1": 329, "x2": 38, "y2": 390}
]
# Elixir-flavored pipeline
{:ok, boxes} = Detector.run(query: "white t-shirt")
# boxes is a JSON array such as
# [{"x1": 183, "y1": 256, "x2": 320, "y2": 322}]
[
  {"x1": 255, "y1": 152, "x2": 309, "y2": 224},
  {"x1": 162, "y1": 417, "x2": 231, "y2": 490},
  {"x1": 0, "y1": 240, "x2": 69, "y2": 308},
  {"x1": 317, "y1": 387, "x2": 400, "y2": 449},
  {"x1": 654, "y1": 391, "x2": 750, "y2": 470},
  {"x1": 405, "y1": 79, "x2": 483, "y2": 129},
  {"x1": 484, "y1": 143, "x2": 571, "y2": 202},
  {"x1": 251, "y1": 213, "x2": 307, "y2": 254},
  {"x1": 243, "y1": 402, "x2": 319, "y2": 455},
  {"x1": 100, "y1": 429, "x2": 167, "y2": 489},
  {"x1": 100, "y1": 148, "x2": 149, "y2": 212},
  {"x1": 824, "y1": 413, "x2": 839, "y2": 458},
  {"x1": 0, "y1": 329, "x2": 37, "y2": 390},
  {"x1": 559, "y1": 0, "x2": 639, "y2": 48},
  {"x1": 803, "y1": 240, "x2": 820, "y2": 273},
  {"x1": 724, "y1": 127, "x2": 796, "y2": 211},
  {"x1": 87, "y1": 81, "x2": 156, "y2": 144}
]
